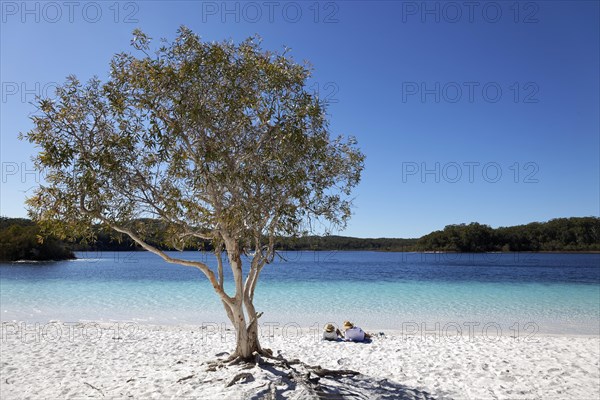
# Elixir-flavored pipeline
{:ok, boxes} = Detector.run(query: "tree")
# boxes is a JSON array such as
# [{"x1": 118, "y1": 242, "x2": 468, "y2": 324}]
[{"x1": 21, "y1": 27, "x2": 365, "y2": 360}]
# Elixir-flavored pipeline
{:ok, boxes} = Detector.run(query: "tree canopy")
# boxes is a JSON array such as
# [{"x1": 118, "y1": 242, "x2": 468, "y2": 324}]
[
  {"x1": 23, "y1": 27, "x2": 363, "y2": 249},
  {"x1": 20, "y1": 26, "x2": 364, "y2": 359}
]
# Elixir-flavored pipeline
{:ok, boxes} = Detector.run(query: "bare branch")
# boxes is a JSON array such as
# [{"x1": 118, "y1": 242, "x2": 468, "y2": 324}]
[{"x1": 78, "y1": 195, "x2": 233, "y2": 306}]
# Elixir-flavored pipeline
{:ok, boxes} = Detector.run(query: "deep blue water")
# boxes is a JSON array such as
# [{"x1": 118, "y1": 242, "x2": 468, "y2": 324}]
[{"x1": 1, "y1": 251, "x2": 599, "y2": 334}]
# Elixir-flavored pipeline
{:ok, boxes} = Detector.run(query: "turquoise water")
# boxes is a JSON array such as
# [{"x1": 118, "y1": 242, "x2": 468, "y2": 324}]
[{"x1": 1, "y1": 251, "x2": 598, "y2": 334}]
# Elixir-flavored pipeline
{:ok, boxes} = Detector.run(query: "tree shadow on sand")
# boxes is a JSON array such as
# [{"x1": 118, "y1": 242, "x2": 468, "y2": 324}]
[{"x1": 220, "y1": 354, "x2": 440, "y2": 400}]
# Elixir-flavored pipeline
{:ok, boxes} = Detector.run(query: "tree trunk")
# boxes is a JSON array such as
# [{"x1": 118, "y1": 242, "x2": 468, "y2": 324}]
[
  {"x1": 220, "y1": 237, "x2": 264, "y2": 361},
  {"x1": 228, "y1": 302, "x2": 262, "y2": 360}
]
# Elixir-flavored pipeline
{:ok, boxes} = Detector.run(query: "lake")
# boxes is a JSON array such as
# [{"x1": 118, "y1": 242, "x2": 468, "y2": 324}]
[{"x1": 1, "y1": 251, "x2": 599, "y2": 335}]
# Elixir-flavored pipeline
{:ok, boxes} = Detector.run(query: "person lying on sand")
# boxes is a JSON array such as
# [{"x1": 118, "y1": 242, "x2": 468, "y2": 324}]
[
  {"x1": 322, "y1": 323, "x2": 342, "y2": 341},
  {"x1": 342, "y1": 321, "x2": 372, "y2": 342}
]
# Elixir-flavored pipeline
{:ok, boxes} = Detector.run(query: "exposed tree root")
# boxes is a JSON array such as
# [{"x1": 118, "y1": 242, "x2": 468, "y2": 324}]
[
  {"x1": 176, "y1": 374, "x2": 195, "y2": 383},
  {"x1": 203, "y1": 348, "x2": 434, "y2": 399},
  {"x1": 311, "y1": 366, "x2": 359, "y2": 378},
  {"x1": 248, "y1": 350, "x2": 360, "y2": 398},
  {"x1": 226, "y1": 372, "x2": 255, "y2": 387},
  {"x1": 205, "y1": 348, "x2": 360, "y2": 397},
  {"x1": 228, "y1": 356, "x2": 245, "y2": 366}
]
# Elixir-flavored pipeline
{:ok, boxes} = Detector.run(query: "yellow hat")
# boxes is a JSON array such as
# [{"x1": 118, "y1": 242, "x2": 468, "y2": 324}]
[
  {"x1": 324, "y1": 323, "x2": 335, "y2": 332},
  {"x1": 343, "y1": 321, "x2": 354, "y2": 329}
]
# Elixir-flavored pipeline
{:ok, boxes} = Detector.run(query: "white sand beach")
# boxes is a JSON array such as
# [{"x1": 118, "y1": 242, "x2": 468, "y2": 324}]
[{"x1": 1, "y1": 322, "x2": 598, "y2": 399}]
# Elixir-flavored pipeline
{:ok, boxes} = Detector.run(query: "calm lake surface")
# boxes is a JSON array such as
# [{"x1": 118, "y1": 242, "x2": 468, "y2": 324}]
[{"x1": 1, "y1": 251, "x2": 599, "y2": 334}]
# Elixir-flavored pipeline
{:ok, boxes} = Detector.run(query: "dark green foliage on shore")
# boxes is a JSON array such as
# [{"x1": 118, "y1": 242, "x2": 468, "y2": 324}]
[
  {"x1": 416, "y1": 217, "x2": 600, "y2": 252},
  {"x1": 0, "y1": 217, "x2": 416, "y2": 256},
  {"x1": 0, "y1": 217, "x2": 75, "y2": 261},
  {"x1": 72, "y1": 229, "x2": 416, "y2": 252},
  {"x1": 68, "y1": 219, "x2": 213, "y2": 252},
  {"x1": 275, "y1": 236, "x2": 417, "y2": 251},
  {"x1": 1, "y1": 216, "x2": 598, "y2": 261}
]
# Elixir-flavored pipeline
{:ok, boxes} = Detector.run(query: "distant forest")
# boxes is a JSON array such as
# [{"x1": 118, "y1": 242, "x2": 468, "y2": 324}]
[
  {"x1": 0, "y1": 216, "x2": 598, "y2": 261},
  {"x1": 415, "y1": 217, "x2": 600, "y2": 252},
  {"x1": 0, "y1": 218, "x2": 75, "y2": 261}
]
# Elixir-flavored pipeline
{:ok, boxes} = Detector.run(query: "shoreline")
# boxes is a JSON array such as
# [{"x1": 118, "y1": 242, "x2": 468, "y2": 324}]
[
  {"x1": 3, "y1": 319, "x2": 599, "y2": 339},
  {"x1": 3, "y1": 249, "x2": 600, "y2": 263}
]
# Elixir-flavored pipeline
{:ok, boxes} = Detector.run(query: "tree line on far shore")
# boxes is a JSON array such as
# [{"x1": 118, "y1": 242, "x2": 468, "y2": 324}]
[
  {"x1": 415, "y1": 217, "x2": 600, "y2": 252},
  {"x1": 0, "y1": 216, "x2": 598, "y2": 261},
  {"x1": 0, "y1": 218, "x2": 75, "y2": 261}
]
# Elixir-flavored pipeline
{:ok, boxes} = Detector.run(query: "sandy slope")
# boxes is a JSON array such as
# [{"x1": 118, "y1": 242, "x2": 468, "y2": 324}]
[{"x1": 1, "y1": 322, "x2": 598, "y2": 399}]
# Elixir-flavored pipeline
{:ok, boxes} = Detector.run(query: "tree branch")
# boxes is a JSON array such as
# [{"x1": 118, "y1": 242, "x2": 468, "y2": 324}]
[
  {"x1": 79, "y1": 196, "x2": 233, "y2": 306},
  {"x1": 109, "y1": 223, "x2": 233, "y2": 305}
]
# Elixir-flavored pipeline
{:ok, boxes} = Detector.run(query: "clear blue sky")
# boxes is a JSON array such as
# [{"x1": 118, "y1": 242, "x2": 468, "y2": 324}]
[{"x1": 1, "y1": 1, "x2": 598, "y2": 238}]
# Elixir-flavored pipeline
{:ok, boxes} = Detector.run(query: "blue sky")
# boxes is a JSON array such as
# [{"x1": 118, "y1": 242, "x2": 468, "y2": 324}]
[{"x1": 1, "y1": 1, "x2": 598, "y2": 238}]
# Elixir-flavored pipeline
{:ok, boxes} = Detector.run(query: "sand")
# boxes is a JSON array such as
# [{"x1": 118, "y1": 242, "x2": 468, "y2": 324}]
[{"x1": 1, "y1": 322, "x2": 598, "y2": 399}]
